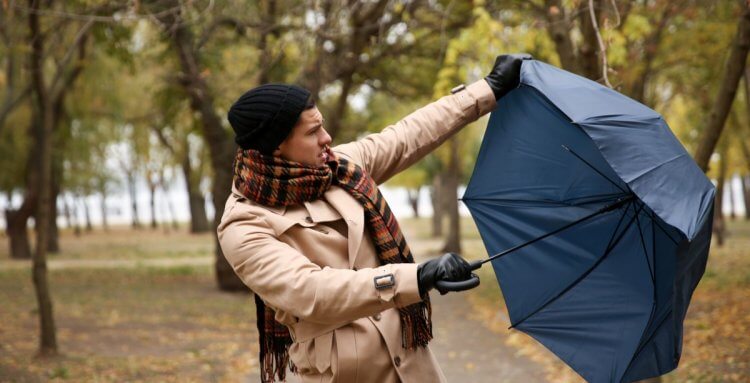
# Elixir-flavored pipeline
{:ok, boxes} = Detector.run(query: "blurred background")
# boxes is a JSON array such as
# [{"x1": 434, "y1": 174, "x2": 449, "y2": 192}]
[{"x1": 1, "y1": 0, "x2": 749, "y2": 382}]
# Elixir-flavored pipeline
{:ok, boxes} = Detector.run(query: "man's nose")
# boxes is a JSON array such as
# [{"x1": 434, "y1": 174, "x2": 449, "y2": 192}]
[{"x1": 320, "y1": 129, "x2": 332, "y2": 145}]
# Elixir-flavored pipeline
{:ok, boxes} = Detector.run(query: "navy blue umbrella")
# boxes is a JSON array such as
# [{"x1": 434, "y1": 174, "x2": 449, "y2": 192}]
[{"x1": 438, "y1": 60, "x2": 715, "y2": 382}]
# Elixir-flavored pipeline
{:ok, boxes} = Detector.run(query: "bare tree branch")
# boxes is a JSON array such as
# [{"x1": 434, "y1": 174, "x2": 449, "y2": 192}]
[
  {"x1": 588, "y1": 0, "x2": 612, "y2": 87},
  {"x1": 49, "y1": 19, "x2": 94, "y2": 95}
]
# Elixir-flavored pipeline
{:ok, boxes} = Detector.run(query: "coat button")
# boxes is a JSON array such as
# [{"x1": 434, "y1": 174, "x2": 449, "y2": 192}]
[
  {"x1": 305, "y1": 216, "x2": 313, "y2": 223},
  {"x1": 393, "y1": 356, "x2": 401, "y2": 367},
  {"x1": 372, "y1": 313, "x2": 381, "y2": 321}
]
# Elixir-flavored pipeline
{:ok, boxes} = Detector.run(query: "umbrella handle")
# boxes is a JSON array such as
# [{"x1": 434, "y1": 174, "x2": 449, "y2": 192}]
[
  {"x1": 434, "y1": 273, "x2": 481, "y2": 295},
  {"x1": 434, "y1": 260, "x2": 483, "y2": 295}
]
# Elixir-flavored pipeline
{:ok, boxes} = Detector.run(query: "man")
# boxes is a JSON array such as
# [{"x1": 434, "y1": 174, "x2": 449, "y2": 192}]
[{"x1": 218, "y1": 54, "x2": 531, "y2": 383}]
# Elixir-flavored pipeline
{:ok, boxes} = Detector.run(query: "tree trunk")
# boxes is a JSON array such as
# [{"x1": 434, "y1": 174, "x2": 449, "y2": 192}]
[
  {"x1": 693, "y1": 3, "x2": 750, "y2": 171},
  {"x1": 431, "y1": 173, "x2": 445, "y2": 238},
  {"x1": 713, "y1": 152, "x2": 727, "y2": 247},
  {"x1": 163, "y1": 186, "x2": 179, "y2": 231},
  {"x1": 127, "y1": 171, "x2": 141, "y2": 229},
  {"x1": 5, "y1": 208, "x2": 32, "y2": 259},
  {"x1": 6, "y1": 122, "x2": 40, "y2": 258},
  {"x1": 83, "y1": 197, "x2": 92, "y2": 232},
  {"x1": 28, "y1": 0, "x2": 57, "y2": 355},
  {"x1": 407, "y1": 187, "x2": 420, "y2": 218},
  {"x1": 71, "y1": 195, "x2": 81, "y2": 237},
  {"x1": 148, "y1": 180, "x2": 158, "y2": 229},
  {"x1": 181, "y1": 143, "x2": 209, "y2": 233},
  {"x1": 256, "y1": 0, "x2": 279, "y2": 85},
  {"x1": 159, "y1": 3, "x2": 245, "y2": 290},
  {"x1": 47, "y1": 191, "x2": 59, "y2": 253},
  {"x1": 63, "y1": 194, "x2": 73, "y2": 230},
  {"x1": 46, "y1": 141, "x2": 63, "y2": 253},
  {"x1": 742, "y1": 70, "x2": 750, "y2": 220},
  {"x1": 578, "y1": 0, "x2": 604, "y2": 81},
  {"x1": 544, "y1": 0, "x2": 581, "y2": 74},
  {"x1": 744, "y1": 175, "x2": 750, "y2": 221},
  {"x1": 442, "y1": 138, "x2": 461, "y2": 254},
  {"x1": 326, "y1": 71, "x2": 354, "y2": 140},
  {"x1": 100, "y1": 192, "x2": 109, "y2": 231},
  {"x1": 728, "y1": 174, "x2": 737, "y2": 220},
  {"x1": 628, "y1": 5, "x2": 673, "y2": 105}
]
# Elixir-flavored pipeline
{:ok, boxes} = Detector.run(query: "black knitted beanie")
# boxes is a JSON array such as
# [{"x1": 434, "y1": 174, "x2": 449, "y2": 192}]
[{"x1": 227, "y1": 84, "x2": 311, "y2": 154}]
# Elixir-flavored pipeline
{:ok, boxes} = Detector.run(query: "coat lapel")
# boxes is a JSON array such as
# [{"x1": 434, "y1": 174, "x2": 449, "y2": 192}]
[
  {"x1": 303, "y1": 198, "x2": 341, "y2": 223},
  {"x1": 324, "y1": 186, "x2": 364, "y2": 268}
]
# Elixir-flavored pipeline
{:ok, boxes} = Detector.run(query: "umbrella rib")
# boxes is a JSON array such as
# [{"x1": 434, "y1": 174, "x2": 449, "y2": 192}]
[
  {"x1": 562, "y1": 144, "x2": 629, "y2": 194},
  {"x1": 619, "y1": 202, "x2": 659, "y2": 383},
  {"x1": 468, "y1": 139, "x2": 681, "y2": 246},
  {"x1": 633, "y1": 201, "x2": 655, "y2": 283},
  {"x1": 620, "y1": 308, "x2": 674, "y2": 382},
  {"x1": 643, "y1": 207, "x2": 681, "y2": 246},
  {"x1": 603, "y1": 199, "x2": 632, "y2": 253},
  {"x1": 510, "y1": 201, "x2": 644, "y2": 329},
  {"x1": 461, "y1": 193, "x2": 627, "y2": 207},
  {"x1": 482, "y1": 195, "x2": 634, "y2": 266}
]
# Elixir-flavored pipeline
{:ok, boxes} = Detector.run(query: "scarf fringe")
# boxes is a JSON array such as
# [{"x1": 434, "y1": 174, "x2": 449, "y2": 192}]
[
  {"x1": 399, "y1": 295, "x2": 433, "y2": 349},
  {"x1": 256, "y1": 294, "x2": 293, "y2": 383}
]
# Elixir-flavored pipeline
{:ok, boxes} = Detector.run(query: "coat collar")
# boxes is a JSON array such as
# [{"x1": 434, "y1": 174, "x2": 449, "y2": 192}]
[{"x1": 232, "y1": 182, "x2": 365, "y2": 268}]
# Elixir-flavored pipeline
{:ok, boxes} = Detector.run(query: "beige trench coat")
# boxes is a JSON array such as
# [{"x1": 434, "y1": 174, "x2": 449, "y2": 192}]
[{"x1": 217, "y1": 79, "x2": 496, "y2": 383}]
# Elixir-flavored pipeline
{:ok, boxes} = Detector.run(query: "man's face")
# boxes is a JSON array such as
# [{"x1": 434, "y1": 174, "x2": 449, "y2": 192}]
[{"x1": 274, "y1": 106, "x2": 332, "y2": 167}]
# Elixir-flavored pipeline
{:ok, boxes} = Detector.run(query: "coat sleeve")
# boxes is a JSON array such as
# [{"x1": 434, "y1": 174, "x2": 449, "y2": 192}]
[
  {"x1": 332, "y1": 79, "x2": 496, "y2": 184},
  {"x1": 217, "y1": 199, "x2": 422, "y2": 325}
]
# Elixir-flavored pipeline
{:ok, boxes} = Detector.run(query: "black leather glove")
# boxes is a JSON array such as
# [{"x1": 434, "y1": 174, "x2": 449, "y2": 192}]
[
  {"x1": 417, "y1": 252, "x2": 474, "y2": 296},
  {"x1": 484, "y1": 53, "x2": 533, "y2": 100}
]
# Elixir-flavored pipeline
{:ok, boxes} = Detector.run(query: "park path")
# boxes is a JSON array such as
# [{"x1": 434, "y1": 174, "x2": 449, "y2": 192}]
[
  {"x1": 410, "y1": 239, "x2": 548, "y2": 383},
  {"x1": 280, "y1": 237, "x2": 549, "y2": 382},
  {"x1": 427, "y1": 285, "x2": 548, "y2": 383},
  {"x1": 280, "y1": 282, "x2": 548, "y2": 383}
]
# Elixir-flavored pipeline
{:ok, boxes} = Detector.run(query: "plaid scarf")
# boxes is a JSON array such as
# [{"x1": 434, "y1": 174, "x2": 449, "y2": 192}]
[{"x1": 233, "y1": 148, "x2": 432, "y2": 382}]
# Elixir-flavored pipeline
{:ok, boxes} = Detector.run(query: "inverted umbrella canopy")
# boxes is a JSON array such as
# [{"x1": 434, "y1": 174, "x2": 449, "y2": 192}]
[{"x1": 462, "y1": 60, "x2": 715, "y2": 383}]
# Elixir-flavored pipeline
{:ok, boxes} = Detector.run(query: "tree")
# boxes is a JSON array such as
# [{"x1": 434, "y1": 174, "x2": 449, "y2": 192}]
[
  {"x1": 295, "y1": 0, "x2": 472, "y2": 140},
  {"x1": 430, "y1": 3, "x2": 541, "y2": 252},
  {"x1": 147, "y1": 0, "x2": 246, "y2": 290},
  {"x1": 693, "y1": 2, "x2": 750, "y2": 171},
  {"x1": 740, "y1": 68, "x2": 750, "y2": 219},
  {"x1": 150, "y1": 85, "x2": 210, "y2": 233},
  {"x1": 5, "y1": 1, "x2": 122, "y2": 258},
  {"x1": 0, "y1": 0, "x2": 31, "y2": 136},
  {"x1": 26, "y1": 0, "x2": 63, "y2": 355}
]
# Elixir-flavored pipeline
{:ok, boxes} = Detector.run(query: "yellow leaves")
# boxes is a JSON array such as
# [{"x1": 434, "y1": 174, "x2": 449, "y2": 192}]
[{"x1": 622, "y1": 14, "x2": 653, "y2": 39}]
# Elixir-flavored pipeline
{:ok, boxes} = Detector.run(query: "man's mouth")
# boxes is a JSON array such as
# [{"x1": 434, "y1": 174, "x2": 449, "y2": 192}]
[{"x1": 320, "y1": 146, "x2": 330, "y2": 162}]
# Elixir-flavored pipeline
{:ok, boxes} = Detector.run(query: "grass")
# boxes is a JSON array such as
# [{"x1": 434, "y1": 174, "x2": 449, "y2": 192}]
[
  {"x1": 0, "y1": 225, "x2": 214, "y2": 261},
  {"x1": 671, "y1": 219, "x2": 750, "y2": 382},
  {"x1": 1, "y1": 217, "x2": 748, "y2": 382},
  {"x1": 0, "y1": 265, "x2": 257, "y2": 382}
]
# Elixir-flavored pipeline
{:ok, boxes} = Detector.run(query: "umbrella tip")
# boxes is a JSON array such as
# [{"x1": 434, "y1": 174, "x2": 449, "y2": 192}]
[{"x1": 561, "y1": 144, "x2": 571, "y2": 151}]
